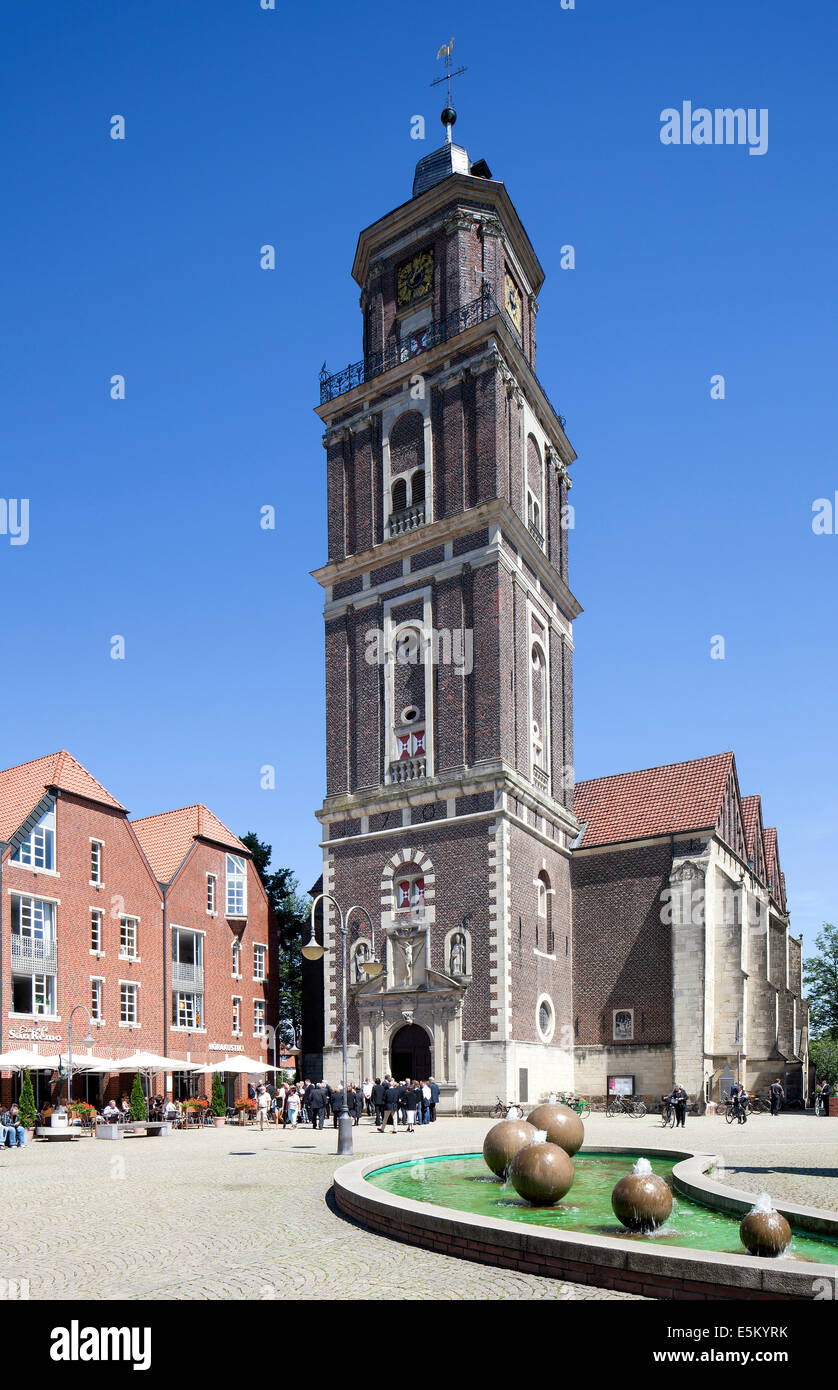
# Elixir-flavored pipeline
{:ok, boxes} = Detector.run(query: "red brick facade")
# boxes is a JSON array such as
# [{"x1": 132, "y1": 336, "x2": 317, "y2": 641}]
[{"x1": 0, "y1": 754, "x2": 275, "y2": 1107}]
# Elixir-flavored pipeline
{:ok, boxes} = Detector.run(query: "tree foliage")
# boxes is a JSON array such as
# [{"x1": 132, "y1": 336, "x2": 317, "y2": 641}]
[
  {"x1": 803, "y1": 922, "x2": 838, "y2": 1039},
  {"x1": 810, "y1": 1037, "x2": 838, "y2": 1090},
  {"x1": 239, "y1": 833, "x2": 310, "y2": 1047}
]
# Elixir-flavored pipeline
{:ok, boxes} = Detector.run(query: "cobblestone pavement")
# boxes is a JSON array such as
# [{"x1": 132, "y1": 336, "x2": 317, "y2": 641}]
[{"x1": 4, "y1": 1112, "x2": 834, "y2": 1300}]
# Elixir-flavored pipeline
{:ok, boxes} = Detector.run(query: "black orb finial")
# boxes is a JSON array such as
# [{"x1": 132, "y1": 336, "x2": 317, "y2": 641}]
[{"x1": 441, "y1": 105, "x2": 456, "y2": 129}]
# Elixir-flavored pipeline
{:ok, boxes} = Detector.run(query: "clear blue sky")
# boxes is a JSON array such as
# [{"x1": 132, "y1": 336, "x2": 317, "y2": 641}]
[{"x1": 1, "y1": 1, "x2": 835, "y2": 961}]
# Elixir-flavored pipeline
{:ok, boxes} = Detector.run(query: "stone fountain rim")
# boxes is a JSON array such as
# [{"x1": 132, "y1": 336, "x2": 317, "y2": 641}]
[{"x1": 331, "y1": 1142, "x2": 838, "y2": 1297}]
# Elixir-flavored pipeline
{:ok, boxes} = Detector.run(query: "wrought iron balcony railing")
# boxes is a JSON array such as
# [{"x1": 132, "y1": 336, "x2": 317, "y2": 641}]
[
  {"x1": 388, "y1": 756, "x2": 427, "y2": 786},
  {"x1": 389, "y1": 503, "x2": 426, "y2": 536},
  {"x1": 319, "y1": 289, "x2": 567, "y2": 429},
  {"x1": 12, "y1": 937, "x2": 57, "y2": 976}
]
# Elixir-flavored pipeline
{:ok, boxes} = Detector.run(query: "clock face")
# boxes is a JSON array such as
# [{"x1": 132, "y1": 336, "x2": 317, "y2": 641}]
[
  {"x1": 397, "y1": 249, "x2": 434, "y2": 308},
  {"x1": 504, "y1": 270, "x2": 522, "y2": 333}
]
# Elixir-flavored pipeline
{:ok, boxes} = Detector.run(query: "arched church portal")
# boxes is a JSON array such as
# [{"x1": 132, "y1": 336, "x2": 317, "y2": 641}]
[{"x1": 389, "y1": 1023, "x2": 432, "y2": 1081}]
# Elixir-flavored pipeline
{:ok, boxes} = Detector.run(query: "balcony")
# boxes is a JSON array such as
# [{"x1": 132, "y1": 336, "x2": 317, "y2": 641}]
[
  {"x1": 528, "y1": 520, "x2": 545, "y2": 549},
  {"x1": 12, "y1": 937, "x2": 57, "y2": 975},
  {"x1": 389, "y1": 504, "x2": 426, "y2": 537},
  {"x1": 388, "y1": 756, "x2": 427, "y2": 786},
  {"x1": 172, "y1": 960, "x2": 204, "y2": 991}
]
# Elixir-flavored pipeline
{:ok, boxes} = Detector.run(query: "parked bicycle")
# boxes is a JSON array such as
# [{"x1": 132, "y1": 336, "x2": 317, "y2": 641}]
[
  {"x1": 606, "y1": 1094, "x2": 647, "y2": 1118},
  {"x1": 558, "y1": 1092, "x2": 592, "y2": 1119},
  {"x1": 491, "y1": 1097, "x2": 524, "y2": 1120}
]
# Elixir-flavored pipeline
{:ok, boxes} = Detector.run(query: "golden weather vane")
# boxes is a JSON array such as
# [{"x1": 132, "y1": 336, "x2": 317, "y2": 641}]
[{"x1": 430, "y1": 37, "x2": 467, "y2": 141}]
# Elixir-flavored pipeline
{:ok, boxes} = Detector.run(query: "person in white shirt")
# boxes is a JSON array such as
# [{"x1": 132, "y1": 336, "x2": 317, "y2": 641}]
[
  {"x1": 102, "y1": 1100, "x2": 120, "y2": 1124},
  {"x1": 256, "y1": 1084, "x2": 271, "y2": 1131},
  {"x1": 362, "y1": 1077, "x2": 374, "y2": 1118}
]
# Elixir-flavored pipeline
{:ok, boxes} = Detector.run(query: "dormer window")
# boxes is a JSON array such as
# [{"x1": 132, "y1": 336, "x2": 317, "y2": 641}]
[{"x1": 11, "y1": 807, "x2": 55, "y2": 871}]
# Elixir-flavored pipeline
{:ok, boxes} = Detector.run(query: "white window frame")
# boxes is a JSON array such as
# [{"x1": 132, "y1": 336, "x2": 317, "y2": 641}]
[
  {"x1": 90, "y1": 908, "x2": 103, "y2": 955},
  {"x1": 173, "y1": 990, "x2": 204, "y2": 1031},
  {"x1": 91, "y1": 976, "x2": 104, "y2": 1023},
  {"x1": 232, "y1": 996, "x2": 241, "y2": 1036},
  {"x1": 226, "y1": 855, "x2": 247, "y2": 917},
  {"x1": 11, "y1": 893, "x2": 56, "y2": 945},
  {"x1": 119, "y1": 916, "x2": 139, "y2": 961},
  {"x1": 119, "y1": 981, "x2": 139, "y2": 1027},
  {"x1": 253, "y1": 942, "x2": 266, "y2": 982},
  {"x1": 11, "y1": 806, "x2": 56, "y2": 873},
  {"x1": 253, "y1": 998, "x2": 265, "y2": 1038},
  {"x1": 207, "y1": 874, "x2": 217, "y2": 915},
  {"x1": 536, "y1": 993, "x2": 555, "y2": 1043},
  {"x1": 90, "y1": 839, "x2": 104, "y2": 886},
  {"x1": 231, "y1": 939, "x2": 241, "y2": 979}
]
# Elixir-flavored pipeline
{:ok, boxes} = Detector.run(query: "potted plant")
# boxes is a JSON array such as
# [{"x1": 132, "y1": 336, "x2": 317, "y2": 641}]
[
  {"x1": 210, "y1": 1074, "x2": 227, "y2": 1128},
  {"x1": 129, "y1": 1072, "x2": 148, "y2": 1122},
  {"x1": 67, "y1": 1099, "x2": 96, "y2": 1129},
  {"x1": 18, "y1": 1068, "x2": 37, "y2": 1140},
  {"x1": 234, "y1": 1096, "x2": 257, "y2": 1125},
  {"x1": 184, "y1": 1096, "x2": 209, "y2": 1125}
]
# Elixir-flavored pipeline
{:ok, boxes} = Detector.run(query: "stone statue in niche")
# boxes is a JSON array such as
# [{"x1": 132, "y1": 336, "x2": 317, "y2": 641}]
[
  {"x1": 391, "y1": 930, "x2": 425, "y2": 989},
  {"x1": 352, "y1": 940, "x2": 370, "y2": 984},
  {"x1": 449, "y1": 932, "x2": 466, "y2": 977}
]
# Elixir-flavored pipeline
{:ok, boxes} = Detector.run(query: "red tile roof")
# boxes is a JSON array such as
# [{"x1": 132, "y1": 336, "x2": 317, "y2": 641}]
[
  {"x1": 740, "y1": 794, "x2": 762, "y2": 857},
  {"x1": 131, "y1": 804, "x2": 249, "y2": 884},
  {"x1": 0, "y1": 751, "x2": 125, "y2": 841},
  {"x1": 573, "y1": 752, "x2": 734, "y2": 849}
]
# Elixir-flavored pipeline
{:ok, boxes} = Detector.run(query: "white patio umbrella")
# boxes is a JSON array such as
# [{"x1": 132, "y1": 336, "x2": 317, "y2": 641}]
[
  {"x1": 119, "y1": 1051, "x2": 194, "y2": 1071},
  {"x1": 0, "y1": 1049, "x2": 59, "y2": 1070},
  {"x1": 201, "y1": 1055, "x2": 275, "y2": 1074}
]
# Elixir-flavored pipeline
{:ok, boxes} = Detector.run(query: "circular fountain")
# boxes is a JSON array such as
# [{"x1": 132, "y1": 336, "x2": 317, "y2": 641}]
[
  {"x1": 739, "y1": 1193, "x2": 792, "y2": 1257},
  {"x1": 481, "y1": 1119, "x2": 537, "y2": 1176},
  {"x1": 525, "y1": 1103, "x2": 584, "y2": 1156},
  {"x1": 611, "y1": 1157, "x2": 673, "y2": 1232},
  {"x1": 508, "y1": 1140, "x2": 575, "y2": 1206}
]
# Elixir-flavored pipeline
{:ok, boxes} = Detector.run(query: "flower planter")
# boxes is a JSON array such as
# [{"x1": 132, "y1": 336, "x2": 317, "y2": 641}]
[{"x1": 212, "y1": 1116, "x2": 226, "y2": 1128}]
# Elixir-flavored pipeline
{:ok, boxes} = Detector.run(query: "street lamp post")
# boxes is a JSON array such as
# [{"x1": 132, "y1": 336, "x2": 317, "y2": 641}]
[
  {"x1": 302, "y1": 895, "x2": 380, "y2": 1156},
  {"x1": 66, "y1": 1004, "x2": 94, "y2": 1108}
]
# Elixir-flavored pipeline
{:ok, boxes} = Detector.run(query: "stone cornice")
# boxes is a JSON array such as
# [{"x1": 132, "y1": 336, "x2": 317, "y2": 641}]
[
  {"x1": 353, "y1": 176, "x2": 546, "y2": 295},
  {"x1": 312, "y1": 494, "x2": 582, "y2": 622}
]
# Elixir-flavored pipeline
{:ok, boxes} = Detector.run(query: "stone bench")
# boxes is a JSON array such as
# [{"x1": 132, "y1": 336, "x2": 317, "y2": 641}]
[
  {"x1": 96, "y1": 1121, "x2": 172, "y2": 1139},
  {"x1": 35, "y1": 1127, "x2": 80, "y2": 1142}
]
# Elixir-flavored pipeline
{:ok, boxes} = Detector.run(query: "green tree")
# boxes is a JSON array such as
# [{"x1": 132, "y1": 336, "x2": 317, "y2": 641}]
[
  {"x1": 803, "y1": 922, "x2": 838, "y2": 1038},
  {"x1": 810, "y1": 1037, "x2": 838, "y2": 1090},
  {"x1": 17, "y1": 1069, "x2": 37, "y2": 1128},
  {"x1": 239, "y1": 833, "x2": 310, "y2": 1050},
  {"x1": 211, "y1": 1072, "x2": 226, "y2": 1118},
  {"x1": 129, "y1": 1072, "x2": 148, "y2": 1121}
]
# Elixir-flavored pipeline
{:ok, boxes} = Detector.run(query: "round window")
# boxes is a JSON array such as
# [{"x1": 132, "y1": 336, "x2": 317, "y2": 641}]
[
  {"x1": 401, "y1": 706, "x2": 419, "y2": 724},
  {"x1": 536, "y1": 995, "x2": 555, "y2": 1043}
]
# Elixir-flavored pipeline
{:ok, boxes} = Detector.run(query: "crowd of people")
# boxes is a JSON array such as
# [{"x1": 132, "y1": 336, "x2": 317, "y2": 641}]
[{"x1": 245, "y1": 1076, "x2": 441, "y2": 1133}]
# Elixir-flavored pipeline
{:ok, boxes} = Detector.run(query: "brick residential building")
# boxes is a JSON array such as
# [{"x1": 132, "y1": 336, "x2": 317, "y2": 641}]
[
  {"x1": 0, "y1": 751, "x2": 275, "y2": 1107},
  {"x1": 304, "y1": 121, "x2": 808, "y2": 1113}
]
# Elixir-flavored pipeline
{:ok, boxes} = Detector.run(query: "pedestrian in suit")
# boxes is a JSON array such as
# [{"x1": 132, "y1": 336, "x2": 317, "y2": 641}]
[
  {"x1": 371, "y1": 1078, "x2": 386, "y2": 1127},
  {"x1": 349, "y1": 1084, "x2": 364, "y2": 1126},
  {"x1": 308, "y1": 1083, "x2": 327, "y2": 1130},
  {"x1": 331, "y1": 1084, "x2": 348, "y2": 1128},
  {"x1": 377, "y1": 1082, "x2": 401, "y2": 1134},
  {"x1": 429, "y1": 1078, "x2": 440, "y2": 1122}
]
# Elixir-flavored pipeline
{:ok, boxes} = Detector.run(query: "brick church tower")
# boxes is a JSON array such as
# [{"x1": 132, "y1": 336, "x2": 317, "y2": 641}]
[{"x1": 309, "y1": 110, "x2": 581, "y2": 1111}]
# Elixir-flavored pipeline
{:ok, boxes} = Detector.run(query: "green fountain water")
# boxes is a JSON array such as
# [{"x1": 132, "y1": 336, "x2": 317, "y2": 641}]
[{"x1": 366, "y1": 1151, "x2": 838, "y2": 1265}]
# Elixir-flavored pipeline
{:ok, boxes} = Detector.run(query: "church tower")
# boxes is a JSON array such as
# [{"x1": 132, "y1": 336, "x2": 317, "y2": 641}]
[{"x1": 311, "y1": 99, "x2": 581, "y2": 1110}]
